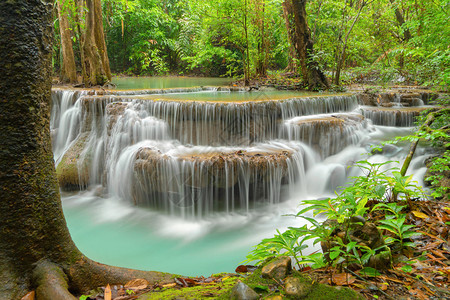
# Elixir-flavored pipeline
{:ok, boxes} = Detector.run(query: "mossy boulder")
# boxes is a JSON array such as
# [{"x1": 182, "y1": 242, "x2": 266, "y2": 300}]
[
  {"x1": 56, "y1": 132, "x2": 91, "y2": 191},
  {"x1": 218, "y1": 262, "x2": 362, "y2": 300},
  {"x1": 261, "y1": 256, "x2": 292, "y2": 280}
]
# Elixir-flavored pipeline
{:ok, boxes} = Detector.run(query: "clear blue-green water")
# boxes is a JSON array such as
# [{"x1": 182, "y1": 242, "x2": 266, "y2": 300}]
[
  {"x1": 137, "y1": 90, "x2": 338, "y2": 102},
  {"x1": 62, "y1": 191, "x2": 307, "y2": 276},
  {"x1": 112, "y1": 76, "x2": 233, "y2": 90}
]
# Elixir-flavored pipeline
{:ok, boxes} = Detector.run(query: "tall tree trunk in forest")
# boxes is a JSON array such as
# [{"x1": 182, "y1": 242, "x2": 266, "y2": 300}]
[
  {"x1": 255, "y1": 0, "x2": 267, "y2": 77},
  {"x1": 93, "y1": 0, "x2": 112, "y2": 80},
  {"x1": 82, "y1": 0, "x2": 112, "y2": 86},
  {"x1": 243, "y1": 0, "x2": 250, "y2": 86},
  {"x1": 0, "y1": 1, "x2": 172, "y2": 299},
  {"x1": 75, "y1": 0, "x2": 88, "y2": 85},
  {"x1": 57, "y1": 0, "x2": 78, "y2": 83},
  {"x1": 282, "y1": 0, "x2": 299, "y2": 72},
  {"x1": 290, "y1": 0, "x2": 329, "y2": 90}
]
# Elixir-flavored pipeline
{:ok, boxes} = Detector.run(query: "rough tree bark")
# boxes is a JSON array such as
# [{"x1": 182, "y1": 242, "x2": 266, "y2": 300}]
[
  {"x1": 93, "y1": 0, "x2": 112, "y2": 81},
  {"x1": 82, "y1": 0, "x2": 112, "y2": 86},
  {"x1": 57, "y1": 0, "x2": 78, "y2": 83},
  {"x1": 282, "y1": 0, "x2": 299, "y2": 72},
  {"x1": 0, "y1": 1, "x2": 172, "y2": 299},
  {"x1": 290, "y1": 0, "x2": 329, "y2": 90}
]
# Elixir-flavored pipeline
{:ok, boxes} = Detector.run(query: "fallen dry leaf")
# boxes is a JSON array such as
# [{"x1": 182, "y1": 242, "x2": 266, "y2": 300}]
[
  {"x1": 20, "y1": 291, "x2": 35, "y2": 300},
  {"x1": 162, "y1": 283, "x2": 177, "y2": 288},
  {"x1": 408, "y1": 288, "x2": 429, "y2": 300},
  {"x1": 104, "y1": 284, "x2": 111, "y2": 300},
  {"x1": 332, "y1": 273, "x2": 356, "y2": 286},
  {"x1": 124, "y1": 278, "x2": 149, "y2": 290},
  {"x1": 412, "y1": 211, "x2": 430, "y2": 219}
]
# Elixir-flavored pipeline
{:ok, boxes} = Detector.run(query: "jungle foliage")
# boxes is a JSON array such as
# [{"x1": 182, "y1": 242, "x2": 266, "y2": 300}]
[{"x1": 53, "y1": 0, "x2": 450, "y2": 88}]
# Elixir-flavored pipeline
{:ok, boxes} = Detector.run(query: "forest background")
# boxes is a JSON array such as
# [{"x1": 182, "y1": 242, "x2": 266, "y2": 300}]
[{"x1": 54, "y1": 0, "x2": 449, "y2": 90}]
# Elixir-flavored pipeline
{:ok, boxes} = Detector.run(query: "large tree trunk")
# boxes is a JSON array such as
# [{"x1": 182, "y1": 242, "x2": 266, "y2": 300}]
[
  {"x1": 93, "y1": 0, "x2": 112, "y2": 81},
  {"x1": 57, "y1": 0, "x2": 78, "y2": 83},
  {"x1": 290, "y1": 0, "x2": 329, "y2": 90},
  {"x1": 0, "y1": 1, "x2": 172, "y2": 299},
  {"x1": 75, "y1": 0, "x2": 89, "y2": 85},
  {"x1": 82, "y1": 0, "x2": 112, "y2": 86},
  {"x1": 282, "y1": 1, "x2": 299, "y2": 72}
]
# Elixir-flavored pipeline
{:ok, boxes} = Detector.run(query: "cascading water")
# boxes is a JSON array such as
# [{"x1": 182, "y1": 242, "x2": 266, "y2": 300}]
[{"x1": 52, "y1": 84, "x2": 433, "y2": 275}]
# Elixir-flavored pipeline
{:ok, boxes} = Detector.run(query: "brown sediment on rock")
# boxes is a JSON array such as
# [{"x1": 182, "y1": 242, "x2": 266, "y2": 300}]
[
  {"x1": 132, "y1": 147, "x2": 294, "y2": 204},
  {"x1": 362, "y1": 106, "x2": 431, "y2": 113},
  {"x1": 355, "y1": 89, "x2": 439, "y2": 107},
  {"x1": 361, "y1": 106, "x2": 433, "y2": 126},
  {"x1": 287, "y1": 113, "x2": 366, "y2": 157}
]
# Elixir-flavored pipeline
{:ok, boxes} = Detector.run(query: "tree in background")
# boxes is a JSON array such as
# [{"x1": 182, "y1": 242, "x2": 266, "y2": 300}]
[
  {"x1": 55, "y1": 0, "x2": 112, "y2": 86},
  {"x1": 83, "y1": 0, "x2": 112, "y2": 85},
  {"x1": 53, "y1": 0, "x2": 449, "y2": 89},
  {"x1": 289, "y1": 0, "x2": 330, "y2": 90},
  {"x1": 57, "y1": 0, "x2": 78, "y2": 83}
]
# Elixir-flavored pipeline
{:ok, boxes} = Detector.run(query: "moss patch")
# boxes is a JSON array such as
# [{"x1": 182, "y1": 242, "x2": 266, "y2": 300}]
[
  {"x1": 304, "y1": 283, "x2": 363, "y2": 300},
  {"x1": 138, "y1": 276, "x2": 239, "y2": 300}
]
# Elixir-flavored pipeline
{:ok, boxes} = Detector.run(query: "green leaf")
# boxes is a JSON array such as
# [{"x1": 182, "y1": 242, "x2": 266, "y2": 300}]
[
  {"x1": 359, "y1": 267, "x2": 381, "y2": 277},
  {"x1": 374, "y1": 185, "x2": 386, "y2": 198},
  {"x1": 329, "y1": 251, "x2": 341, "y2": 260},
  {"x1": 346, "y1": 241, "x2": 358, "y2": 252},
  {"x1": 401, "y1": 264, "x2": 413, "y2": 273}
]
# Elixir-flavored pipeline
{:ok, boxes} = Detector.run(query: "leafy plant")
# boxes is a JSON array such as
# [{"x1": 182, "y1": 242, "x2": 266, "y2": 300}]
[
  {"x1": 245, "y1": 160, "x2": 424, "y2": 275},
  {"x1": 377, "y1": 216, "x2": 419, "y2": 250}
]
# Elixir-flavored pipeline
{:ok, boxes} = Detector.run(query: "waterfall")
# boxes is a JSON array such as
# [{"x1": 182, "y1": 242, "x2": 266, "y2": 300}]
[
  {"x1": 361, "y1": 106, "x2": 428, "y2": 127},
  {"x1": 50, "y1": 88, "x2": 429, "y2": 218}
]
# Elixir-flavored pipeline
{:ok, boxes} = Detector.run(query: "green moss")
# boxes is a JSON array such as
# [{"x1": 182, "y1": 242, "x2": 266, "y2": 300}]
[
  {"x1": 138, "y1": 276, "x2": 239, "y2": 300},
  {"x1": 304, "y1": 283, "x2": 363, "y2": 300}
]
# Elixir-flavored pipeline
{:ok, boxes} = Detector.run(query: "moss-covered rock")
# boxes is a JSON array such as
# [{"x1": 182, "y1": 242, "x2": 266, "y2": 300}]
[
  {"x1": 56, "y1": 132, "x2": 91, "y2": 191},
  {"x1": 261, "y1": 257, "x2": 292, "y2": 280}
]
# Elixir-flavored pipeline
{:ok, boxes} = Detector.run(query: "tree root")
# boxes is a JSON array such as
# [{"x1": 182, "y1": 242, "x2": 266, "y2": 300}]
[
  {"x1": 27, "y1": 257, "x2": 175, "y2": 299},
  {"x1": 67, "y1": 256, "x2": 175, "y2": 294},
  {"x1": 33, "y1": 260, "x2": 77, "y2": 300}
]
